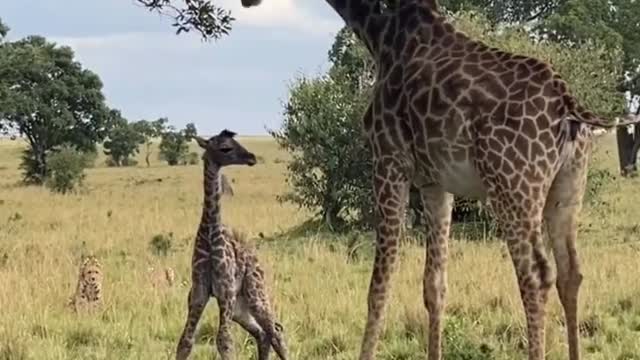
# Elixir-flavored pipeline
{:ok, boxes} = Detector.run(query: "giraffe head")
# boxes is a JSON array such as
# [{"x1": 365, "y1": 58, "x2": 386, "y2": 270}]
[
  {"x1": 195, "y1": 129, "x2": 257, "y2": 167},
  {"x1": 240, "y1": 0, "x2": 261, "y2": 8}
]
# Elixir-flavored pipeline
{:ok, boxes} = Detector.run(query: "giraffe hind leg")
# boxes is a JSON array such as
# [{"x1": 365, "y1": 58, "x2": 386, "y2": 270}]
[
  {"x1": 544, "y1": 161, "x2": 587, "y2": 360},
  {"x1": 490, "y1": 193, "x2": 553, "y2": 360},
  {"x1": 419, "y1": 186, "x2": 454, "y2": 360},
  {"x1": 233, "y1": 298, "x2": 272, "y2": 360},
  {"x1": 243, "y1": 275, "x2": 288, "y2": 359},
  {"x1": 253, "y1": 309, "x2": 287, "y2": 360},
  {"x1": 176, "y1": 284, "x2": 210, "y2": 360},
  {"x1": 216, "y1": 295, "x2": 237, "y2": 360}
]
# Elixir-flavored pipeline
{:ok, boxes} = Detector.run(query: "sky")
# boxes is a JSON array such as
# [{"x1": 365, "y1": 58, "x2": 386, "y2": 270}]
[{"x1": 0, "y1": 0, "x2": 344, "y2": 135}]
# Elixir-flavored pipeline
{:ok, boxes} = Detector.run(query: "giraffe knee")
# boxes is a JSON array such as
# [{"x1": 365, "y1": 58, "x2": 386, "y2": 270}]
[
  {"x1": 532, "y1": 247, "x2": 555, "y2": 291},
  {"x1": 423, "y1": 274, "x2": 446, "y2": 312},
  {"x1": 216, "y1": 333, "x2": 233, "y2": 352}
]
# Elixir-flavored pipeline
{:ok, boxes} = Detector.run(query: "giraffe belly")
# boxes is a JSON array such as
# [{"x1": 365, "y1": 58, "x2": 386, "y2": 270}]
[{"x1": 438, "y1": 160, "x2": 486, "y2": 200}]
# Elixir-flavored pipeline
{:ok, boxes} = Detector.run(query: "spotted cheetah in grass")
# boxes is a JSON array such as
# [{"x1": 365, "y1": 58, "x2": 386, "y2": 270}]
[{"x1": 67, "y1": 255, "x2": 103, "y2": 313}]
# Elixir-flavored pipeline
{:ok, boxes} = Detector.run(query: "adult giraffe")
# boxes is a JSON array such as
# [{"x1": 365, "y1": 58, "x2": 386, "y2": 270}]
[{"x1": 242, "y1": 0, "x2": 634, "y2": 359}]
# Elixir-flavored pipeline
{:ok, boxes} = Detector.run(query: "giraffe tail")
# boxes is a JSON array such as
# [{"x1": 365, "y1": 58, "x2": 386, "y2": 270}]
[
  {"x1": 553, "y1": 77, "x2": 640, "y2": 128},
  {"x1": 551, "y1": 78, "x2": 614, "y2": 128}
]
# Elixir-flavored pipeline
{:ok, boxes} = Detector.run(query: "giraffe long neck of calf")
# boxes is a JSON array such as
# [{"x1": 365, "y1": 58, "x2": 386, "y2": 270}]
[{"x1": 198, "y1": 161, "x2": 223, "y2": 247}]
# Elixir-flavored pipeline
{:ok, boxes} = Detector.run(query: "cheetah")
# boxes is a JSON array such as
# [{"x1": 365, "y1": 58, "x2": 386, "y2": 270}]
[{"x1": 67, "y1": 255, "x2": 103, "y2": 313}]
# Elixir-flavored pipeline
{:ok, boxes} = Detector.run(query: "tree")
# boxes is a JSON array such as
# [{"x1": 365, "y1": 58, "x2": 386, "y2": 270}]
[
  {"x1": 183, "y1": 122, "x2": 197, "y2": 140},
  {"x1": 158, "y1": 124, "x2": 192, "y2": 166},
  {"x1": 274, "y1": 11, "x2": 624, "y2": 231},
  {"x1": 103, "y1": 111, "x2": 145, "y2": 166},
  {"x1": 440, "y1": 0, "x2": 567, "y2": 24},
  {"x1": 132, "y1": 117, "x2": 167, "y2": 167},
  {"x1": 0, "y1": 33, "x2": 113, "y2": 184},
  {"x1": 134, "y1": 0, "x2": 233, "y2": 40}
]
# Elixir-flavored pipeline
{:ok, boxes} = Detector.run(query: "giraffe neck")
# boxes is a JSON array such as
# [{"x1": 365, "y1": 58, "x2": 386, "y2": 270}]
[
  {"x1": 325, "y1": 0, "x2": 388, "y2": 55},
  {"x1": 198, "y1": 160, "x2": 223, "y2": 245},
  {"x1": 325, "y1": 0, "x2": 442, "y2": 61}
]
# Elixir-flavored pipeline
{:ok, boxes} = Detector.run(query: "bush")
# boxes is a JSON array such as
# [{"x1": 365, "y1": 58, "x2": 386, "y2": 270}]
[
  {"x1": 149, "y1": 233, "x2": 174, "y2": 257},
  {"x1": 187, "y1": 152, "x2": 199, "y2": 165},
  {"x1": 444, "y1": 316, "x2": 494, "y2": 360},
  {"x1": 271, "y1": 70, "x2": 371, "y2": 229},
  {"x1": 159, "y1": 129, "x2": 189, "y2": 166},
  {"x1": 45, "y1": 145, "x2": 91, "y2": 194},
  {"x1": 585, "y1": 167, "x2": 615, "y2": 206}
]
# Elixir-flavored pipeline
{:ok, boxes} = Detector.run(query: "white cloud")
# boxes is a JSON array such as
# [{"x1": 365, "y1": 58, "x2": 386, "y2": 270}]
[{"x1": 219, "y1": 0, "x2": 341, "y2": 36}]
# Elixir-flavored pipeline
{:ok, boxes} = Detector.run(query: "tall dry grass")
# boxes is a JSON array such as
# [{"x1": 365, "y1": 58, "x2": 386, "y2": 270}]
[{"x1": 0, "y1": 134, "x2": 639, "y2": 359}]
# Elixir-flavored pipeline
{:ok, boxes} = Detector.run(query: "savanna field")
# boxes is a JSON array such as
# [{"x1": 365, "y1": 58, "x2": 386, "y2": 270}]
[{"x1": 1, "y1": 134, "x2": 640, "y2": 360}]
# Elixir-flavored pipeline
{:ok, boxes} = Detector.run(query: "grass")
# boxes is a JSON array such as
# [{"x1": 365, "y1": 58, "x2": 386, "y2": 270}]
[{"x1": 1, "y1": 134, "x2": 640, "y2": 359}]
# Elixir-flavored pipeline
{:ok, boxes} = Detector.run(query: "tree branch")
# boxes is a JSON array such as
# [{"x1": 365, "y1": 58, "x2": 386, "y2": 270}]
[{"x1": 134, "y1": 0, "x2": 234, "y2": 40}]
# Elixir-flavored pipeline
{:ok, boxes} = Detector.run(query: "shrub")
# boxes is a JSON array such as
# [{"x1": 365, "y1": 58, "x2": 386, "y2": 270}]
[
  {"x1": 187, "y1": 152, "x2": 199, "y2": 165},
  {"x1": 159, "y1": 129, "x2": 189, "y2": 166},
  {"x1": 45, "y1": 145, "x2": 91, "y2": 194},
  {"x1": 444, "y1": 316, "x2": 494, "y2": 360},
  {"x1": 585, "y1": 167, "x2": 615, "y2": 206},
  {"x1": 149, "y1": 233, "x2": 174, "y2": 257}
]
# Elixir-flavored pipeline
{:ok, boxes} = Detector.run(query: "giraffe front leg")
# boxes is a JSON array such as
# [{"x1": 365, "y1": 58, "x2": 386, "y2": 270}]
[
  {"x1": 216, "y1": 295, "x2": 237, "y2": 360},
  {"x1": 359, "y1": 156, "x2": 409, "y2": 360},
  {"x1": 176, "y1": 284, "x2": 210, "y2": 360},
  {"x1": 419, "y1": 187, "x2": 453, "y2": 360}
]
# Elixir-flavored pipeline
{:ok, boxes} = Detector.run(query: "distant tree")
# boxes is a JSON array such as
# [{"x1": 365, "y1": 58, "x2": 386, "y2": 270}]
[
  {"x1": 132, "y1": 117, "x2": 168, "y2": 167},
  {"x1": 134, "y1": 0, "x2": 234, "y2": 40},
  {"x1": 103, "y1": 111, "x2": 145, "y2": 166},
  {"x1": 159, "y1": 124, "x2": 192, "y2": 166},
  {"x1": 183, "y1": 122, "x2": 198, "y2": 140},
  {"x1": 0, "y1": 33, "x2": 113, "y2": 184}
]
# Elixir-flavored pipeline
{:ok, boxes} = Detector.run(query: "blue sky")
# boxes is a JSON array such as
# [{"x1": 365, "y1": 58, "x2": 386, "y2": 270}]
[{"x1": 0, "y1": 0, "x2": 344, "y2": 135}]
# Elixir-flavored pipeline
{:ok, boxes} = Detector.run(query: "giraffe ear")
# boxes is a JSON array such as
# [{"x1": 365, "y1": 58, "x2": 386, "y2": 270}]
[
  {"x1": 195, "y1": 136, "x2": 208, "y2": 149},
  {"x1": 219, "y1": 129, "x2": 237, "y2": 138}
]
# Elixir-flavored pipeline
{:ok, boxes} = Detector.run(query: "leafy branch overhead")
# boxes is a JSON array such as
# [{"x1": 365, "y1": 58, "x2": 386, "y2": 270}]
[{"x1": 135, "y1": 0, "x2": 234, "y2": 40}]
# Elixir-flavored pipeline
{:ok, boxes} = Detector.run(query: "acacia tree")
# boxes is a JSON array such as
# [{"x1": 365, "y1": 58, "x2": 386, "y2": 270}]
[
  {"x1": 132, "y1": 117, "x2": 168, "y2": 167},
  {"x1": 103, "y1": 111, "x2": 145, "y2": 166},
  {"x1": 0, "y1": 32, "x2": 113, "y2": 184}
]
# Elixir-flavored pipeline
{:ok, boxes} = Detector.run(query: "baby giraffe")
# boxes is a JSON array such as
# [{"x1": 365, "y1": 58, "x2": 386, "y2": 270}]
[{"x1": 176, "y1": 129, "x2": 287, "y2": 360}]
